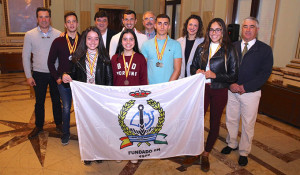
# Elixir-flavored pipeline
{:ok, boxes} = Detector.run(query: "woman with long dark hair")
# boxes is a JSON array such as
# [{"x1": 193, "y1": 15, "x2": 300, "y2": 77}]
[
  {"x1": 63, "y1": 26, "x2": 113, "y2": 86},
  {"x1": 177, "y1": 15, "x2": 204, "y2": 78},
  {"x1": 190, "y1": 18, "x2": 238, "y2": 172},
  {"x1": 111, "y1": 29, "x2": 147, "y2": 164},
  {"x1": 62, "y1": 26, "x2": 113, "y2": 165},
  {"x1": 111, "y1": 29, "x2": 147, "y2": 86}
]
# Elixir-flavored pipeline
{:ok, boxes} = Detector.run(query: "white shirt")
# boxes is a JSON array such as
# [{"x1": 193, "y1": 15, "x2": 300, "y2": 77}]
[
  {"x1": 109, "y1": 28, "x2": 147, "y2": 59},
  {"x1": 241, "y1": 38, "x2": 256, "y2": 52},
  {"x1": 205, "y1": 42, "x2": 220, "y2": 83},
  {"x1": 102, "y1": 29, "x2": 108, "y2": 48}
]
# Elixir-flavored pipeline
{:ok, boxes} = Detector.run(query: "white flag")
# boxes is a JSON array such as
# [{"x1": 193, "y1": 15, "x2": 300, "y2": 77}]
[{"x1": 70, "y1": 74, "x2": 205, "y2": 161}]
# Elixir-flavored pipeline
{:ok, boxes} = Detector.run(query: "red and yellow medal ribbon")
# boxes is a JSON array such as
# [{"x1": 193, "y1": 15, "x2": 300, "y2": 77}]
[
  {"x1": 209, "y1": 44, "x2": 221, "y2": 60},
  {"x1": 123, "y1": 52, "x2": 135, "y2": 79},
  {"x1": 86, "y1": 51, "x2": 98, "y2": 76},
  {"x1": 66, "y1": 33, "x2": 78, "y2": 55},
  {"x1": 154, "y1": 36, "x2": 168, "y2": 61}
]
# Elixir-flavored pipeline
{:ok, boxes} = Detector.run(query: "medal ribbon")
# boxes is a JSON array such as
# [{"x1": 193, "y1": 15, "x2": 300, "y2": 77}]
[
  {"x1": 209, "y1": 44, "x2": 221, "y2": 60},
  {"x1": 155, "y1": 36, "x2": 168, "y2": 61},
  {"x1": 66, "y1": 33, "x2": 78, "y2": 55},
  {"x1": 123, "y1": 52, "x2": 135, "y2": 79},
  {"x1": 86, "y1": 51, "x2": 98, "y2": 76}
]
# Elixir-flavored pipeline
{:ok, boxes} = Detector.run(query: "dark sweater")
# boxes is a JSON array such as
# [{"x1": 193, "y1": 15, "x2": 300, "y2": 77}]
[
  {"x1": 48, "y1": 33, "x2": 81, "y2": 80},
  {"x1": 233, "y1": 40, "x2": 273, "y2": 92},
  {"x1": 111, "y1": 53, "x2": 147, "y2": 86}
]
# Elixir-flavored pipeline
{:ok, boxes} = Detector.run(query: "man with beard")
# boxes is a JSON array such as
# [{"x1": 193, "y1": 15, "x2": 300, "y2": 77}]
[{"x1": 109, "y1": 10, "x2": 147, "y2": 58}]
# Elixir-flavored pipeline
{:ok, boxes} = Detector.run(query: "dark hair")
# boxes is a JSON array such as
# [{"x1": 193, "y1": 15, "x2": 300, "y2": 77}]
[
  {"x1": 72, "y1": 26, "x2": 109, "y2": 63},
  {"x1": 115, "y1": 29, "x2": 141, "y2": 60},
  {"x1": 123, "y1": 10, "x2": 136, "y2": 19},
  {"x1": 64, "y1": 12, "x2": 78, "y2": 23},
  {"x1": 201, "y1": 18, "x2": 231, "y2": 63},
  {"x1": 36, "y1": 7, "x2": 51, "y2": 18},
  {"x1": 156, "y1": 14, "x2": 170, "y2": 22},
  {"x1": 94, "y1": 11, "x2": 108, "y2": 21},
  {"x1": 182, "y1": 15, "x2": 203, "y2": 38}
]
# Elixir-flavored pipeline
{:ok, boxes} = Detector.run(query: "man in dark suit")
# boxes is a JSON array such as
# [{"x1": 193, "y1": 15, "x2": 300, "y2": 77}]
[
  {"x1": 94, "y1": 11, "x2": 117, "y2": 53},
  {"x1": 221, "y1": 17, "x2": 273, "y2": 166}
]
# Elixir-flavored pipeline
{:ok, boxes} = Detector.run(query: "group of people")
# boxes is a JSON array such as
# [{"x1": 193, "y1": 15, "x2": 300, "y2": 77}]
[{"x1": 22, "y1": 6, "x2": 273, "y2": 171}]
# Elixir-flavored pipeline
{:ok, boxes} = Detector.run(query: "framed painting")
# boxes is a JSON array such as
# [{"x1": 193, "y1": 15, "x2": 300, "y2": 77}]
[{"x1": 3, "y1": 0, "x2": 48, "y2": 36}]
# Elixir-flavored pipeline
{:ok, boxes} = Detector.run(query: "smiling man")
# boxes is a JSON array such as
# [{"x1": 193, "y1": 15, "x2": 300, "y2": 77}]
[
  {"x1": 141, "y1": 14, "x2": 182, "y2": 84},
  {"x1": 142, "y1": 11, "x2": 156, "y2": 40},
  {"x1": 109, "y1": 10, "x2": 147, "y2": 58},
  {"x1": 94, "y1": 11, "x2": 116, "y2": 52},
  {"x1": 22, "y1": 7, "x2": 62, "y2": 139},
  {"x1": 221, "y1": 17, "x2": 273, "y2": 166}
]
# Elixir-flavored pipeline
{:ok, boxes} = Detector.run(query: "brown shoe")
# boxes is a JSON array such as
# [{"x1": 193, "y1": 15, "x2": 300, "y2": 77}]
[
  {"x1": 28, "y1": 127, "x2": 43, "y2": 139},
  {"x1": 201, "y1": 156, "x2": 210, "y2": 172}
]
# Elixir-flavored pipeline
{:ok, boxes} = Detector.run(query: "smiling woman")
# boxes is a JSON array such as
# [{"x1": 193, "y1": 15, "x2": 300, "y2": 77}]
[
  {"x1": 190, "y1": 18, "x2": 239, "y2": 172},
  {"x1": 111, "y1": 29, "x2": 147, "y2": 86},
  {"x1": 62, "y1": 26, "x2": 112, "y2": 86}
]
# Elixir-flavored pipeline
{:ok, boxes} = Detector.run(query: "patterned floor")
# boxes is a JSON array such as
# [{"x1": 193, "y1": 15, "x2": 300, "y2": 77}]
[{"x1": 0, "y1": 73, "x2": 299, "y2": 175}]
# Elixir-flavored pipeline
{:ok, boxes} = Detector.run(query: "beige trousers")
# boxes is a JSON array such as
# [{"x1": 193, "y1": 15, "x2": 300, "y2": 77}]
[{"x1": 225, "y1": 90, "x2": 261, "y2": 156}]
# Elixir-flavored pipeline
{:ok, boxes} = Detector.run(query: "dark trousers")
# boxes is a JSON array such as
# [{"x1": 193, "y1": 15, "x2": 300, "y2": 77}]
[
  {"x1": 204, "y1": 84, "x2": 228, "y2": 152},
  {"x1": 32, "y1": 71, "x2": 62, "y2": 128}
]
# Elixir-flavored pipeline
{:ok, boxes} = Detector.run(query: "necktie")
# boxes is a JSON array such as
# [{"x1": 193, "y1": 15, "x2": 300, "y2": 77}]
[{"x1": 242, "y1": 42, "x2": 248, "y2": 58}]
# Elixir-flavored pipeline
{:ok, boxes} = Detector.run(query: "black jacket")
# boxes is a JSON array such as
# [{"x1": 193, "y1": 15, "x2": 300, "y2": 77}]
[
  {"x1": 190, "y1": 44, "x2": 238, "y2": 89},
  {"x1": 70, "y1": 55, "x2": 113, "y2": 86},
  {"x1": 106, "y1": 29, "x2": 117, "y2": 53}
]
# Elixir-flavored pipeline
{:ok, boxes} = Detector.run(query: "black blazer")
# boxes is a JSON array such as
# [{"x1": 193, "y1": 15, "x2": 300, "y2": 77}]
[
  {"x1": 106, "y1": 29, "x2": 117, "y2": 53},
  {"x1": 234, "y1": 40, "x2": 273, "y2": 92},
  {"x1": 190, "y1": 43, "x2": 239, "y2": 89}
]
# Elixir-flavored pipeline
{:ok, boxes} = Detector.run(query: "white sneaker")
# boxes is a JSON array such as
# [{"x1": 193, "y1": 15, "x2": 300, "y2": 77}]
[
  {"x1": 130, "y1": 160, "x2": 138, "y2": 164},
  {"x1": 116, "y1": 160, "x2": 122, "y2": 163}
]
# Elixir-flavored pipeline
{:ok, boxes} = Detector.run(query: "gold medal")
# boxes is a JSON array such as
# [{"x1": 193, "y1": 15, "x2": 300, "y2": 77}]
[
  {"x1": 123, "y1": 52, "x2": 135, "y2": 85},
  {"x1": 66, "y1": 33, "x2": 78, "y2": 56},
  {"x1": 86, "y1": 51, "x2": 98, "y2": 77},
  {"x1": 154, "y1": 36, "x2": 168, "y2": 66}
]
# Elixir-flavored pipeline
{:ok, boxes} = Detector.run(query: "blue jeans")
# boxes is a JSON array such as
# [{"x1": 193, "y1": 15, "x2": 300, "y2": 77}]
[{"x1": 58, "y1": 84, "x2": 72, "y2": 135}]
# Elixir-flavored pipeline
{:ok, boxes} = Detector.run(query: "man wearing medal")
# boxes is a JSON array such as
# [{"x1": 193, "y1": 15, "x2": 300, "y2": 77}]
[
  {"x1": 109, "y1": 10, "x2": 147, "y2": 59},
  {"x1": 48, "y1": 12, "x2": 80, "y2": 146},
  {"x1": 141, "y1": 14, "x2": 182, "y2": 84}
]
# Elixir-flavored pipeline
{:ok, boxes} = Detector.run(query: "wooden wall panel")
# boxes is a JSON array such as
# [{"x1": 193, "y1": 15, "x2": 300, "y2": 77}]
[
  {"x1": 0, "y1": 52, "x2": 23, "y2": 73},
  {"x1": 203, "y1": 11, "x2": 213, "y2": 33},
  {"x1": 80, "y1": 11, "x2": 91, "y2": 32}
]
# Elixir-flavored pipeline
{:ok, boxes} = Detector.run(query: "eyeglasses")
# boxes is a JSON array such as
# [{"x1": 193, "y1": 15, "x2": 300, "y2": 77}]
[
  {"x1": 41, "y1": 36, "x2": 50, "y2": 39},
  {"x1": 209, "y1": 28, "x2": 222, "y2": 33},
  {"x1": 144, "y1": 17, "x2": 154, "y2": 21}
]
